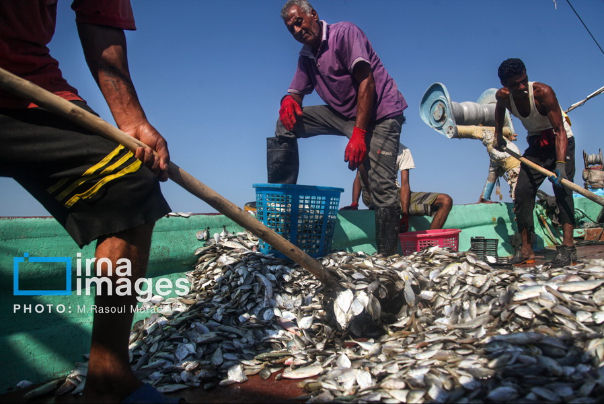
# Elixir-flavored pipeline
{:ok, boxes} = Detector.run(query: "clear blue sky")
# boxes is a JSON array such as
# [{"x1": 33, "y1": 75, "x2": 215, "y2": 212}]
[{"x1": 1, "y1": 0, "x2": 603, "y2": 216}]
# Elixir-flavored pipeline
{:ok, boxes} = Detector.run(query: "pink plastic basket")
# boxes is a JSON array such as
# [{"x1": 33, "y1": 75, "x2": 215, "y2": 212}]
[{"x1": 399, "y1": 229, "x2": 461, "y2": 256}]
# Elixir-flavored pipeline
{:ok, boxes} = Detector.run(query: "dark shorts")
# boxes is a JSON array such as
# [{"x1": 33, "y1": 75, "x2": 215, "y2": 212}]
[
  {"x1": 514, "y1": 136, "x2": 575, "y2": 230},
  {"x1": 0, "y1": 101, "x2": 171, "y2": 247}
]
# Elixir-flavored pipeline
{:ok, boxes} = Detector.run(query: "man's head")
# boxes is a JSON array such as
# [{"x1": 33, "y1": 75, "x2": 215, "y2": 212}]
[
  {"x1": 281, "y1": 0, "x2": 322, "y2": 50},
  {"x1": 498, "y1": 58, "x2": 528, "y2": 98}
]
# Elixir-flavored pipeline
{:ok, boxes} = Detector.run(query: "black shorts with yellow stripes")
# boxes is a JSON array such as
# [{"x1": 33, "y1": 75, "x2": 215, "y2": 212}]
[{"x1": 0, "y1": 101, "x2": 171, "y2": 247}]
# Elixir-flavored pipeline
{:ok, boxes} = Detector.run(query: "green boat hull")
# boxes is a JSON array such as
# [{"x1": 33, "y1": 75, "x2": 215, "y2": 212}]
[{"x1": 0, "y1": 198, "x2": 601, "y2": 391}]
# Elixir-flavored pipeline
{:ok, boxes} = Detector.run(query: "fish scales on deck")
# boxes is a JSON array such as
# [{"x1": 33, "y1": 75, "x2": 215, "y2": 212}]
[{"x1": 26, "y1": 229, "x2": 604, "y2": 403}]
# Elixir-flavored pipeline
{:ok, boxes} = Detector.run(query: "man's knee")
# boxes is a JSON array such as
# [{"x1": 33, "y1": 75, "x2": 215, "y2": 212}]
[
  {"x1": 435, "y1": 194, "x2": 453, "y2": 212},
  {"x1": 97, "y1": 222, "x2": 155, "y2": 248},
  {"x1": 275, "y1": 119, "x2": 291, "y2": 138}
]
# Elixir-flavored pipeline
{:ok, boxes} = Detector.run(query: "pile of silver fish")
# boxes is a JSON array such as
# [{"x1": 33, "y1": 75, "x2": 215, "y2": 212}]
[{"x1": 24, "y1": 228, "x2": 604, "y2": 402}]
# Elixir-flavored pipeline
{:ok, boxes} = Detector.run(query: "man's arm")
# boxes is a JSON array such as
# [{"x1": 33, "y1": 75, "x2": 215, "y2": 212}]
[
  {"x1": 534, "y1": 83, "x2": 568, "y2": 162},
  {"x1": 340, "y1": 171, "x2": 362, "y2": 210},
  {"x1": 399, "y1": 169, "x2": 411, "y2": 232},
  {"x1": 400, "y1": 169, "x2": 410, "y2": 215},
  {"x1": 494, "y1": 88, "x2": 510, "y2": 151},
  {"x1": 352, "y1": 62, "x2": 375, "y2": 131},
  {"x1": 77, "y1": 23, "x2": 169, "y2": 181},
  {"x1": 352, "y1": 171, "x2": 362, "y2": 205},
  {"x1": 344, "y1": 62, "x2": 375, "y2": 170}
]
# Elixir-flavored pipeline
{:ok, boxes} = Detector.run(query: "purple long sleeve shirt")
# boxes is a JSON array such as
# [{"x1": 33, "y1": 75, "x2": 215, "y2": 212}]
[{"x1": 287, "y1": 21, "x2": 407, "y2": 121}]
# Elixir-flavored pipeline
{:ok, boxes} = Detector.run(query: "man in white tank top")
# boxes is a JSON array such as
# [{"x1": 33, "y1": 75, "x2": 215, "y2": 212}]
[{"x1": 494, "y1": 58, "x2": 576, "y2": 268}]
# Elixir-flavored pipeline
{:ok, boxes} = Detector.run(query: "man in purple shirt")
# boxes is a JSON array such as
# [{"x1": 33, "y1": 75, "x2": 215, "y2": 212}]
[{"x1": 269, "y1": 0, "x2": 408, "y2": 255}]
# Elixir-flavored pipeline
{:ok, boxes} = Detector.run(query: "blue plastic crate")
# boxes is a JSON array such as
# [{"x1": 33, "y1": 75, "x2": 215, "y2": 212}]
[{"x1": 253, "y1": 184, "x2": 344, "y2": 259}]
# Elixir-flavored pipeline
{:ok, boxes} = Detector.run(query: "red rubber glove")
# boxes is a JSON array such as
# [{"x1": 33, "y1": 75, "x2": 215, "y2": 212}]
[
  {"x1": 344, "y1": 127, "x2": 367, "y2": 170},
  {"x1": 279, "y1": 95, "x2": 302, "y2": 131},
  {"x1": 340, "y1": 202, "x2": 359, "y2": 211},
  {"x1": 399, "y1": 214, "x2": 409, "y2": 233}
]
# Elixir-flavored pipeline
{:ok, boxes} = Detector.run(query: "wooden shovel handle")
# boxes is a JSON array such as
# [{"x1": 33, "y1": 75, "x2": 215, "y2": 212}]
[
  {"x1": 503, "y1": 146, "x2": 604, "y2": 207},
  {"x1": 454, "y1": 123, "x2": 604, "y2": 207},
  {"x1": 0, "y1": 67, "x2": 340, "y2": 290}
]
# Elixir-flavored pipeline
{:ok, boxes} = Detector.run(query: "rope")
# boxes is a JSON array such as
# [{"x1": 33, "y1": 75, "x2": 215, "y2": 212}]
[
  {"x1": 561, "y1": 0, "x2": 603, "y2": 113},
  {"x1": 565, "y1": 0, "x2": 604, "y2": 57},
  {"x1": 575, "y1": 208, "x2": 598, "y2": 224}
]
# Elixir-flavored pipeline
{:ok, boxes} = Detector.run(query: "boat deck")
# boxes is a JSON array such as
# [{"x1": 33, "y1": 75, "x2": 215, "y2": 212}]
[{"x1": 4, "y1": 241, "x2": 604, "y2": 404}]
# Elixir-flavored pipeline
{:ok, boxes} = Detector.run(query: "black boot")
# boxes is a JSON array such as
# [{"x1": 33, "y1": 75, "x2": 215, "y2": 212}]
[
  {"x1": 510, "y1": 249, "x2": 524, "y2": 265},
  {"x1": 547, "y1": 245, "x2": 577, "y2": 268},
  {"x1": 375, "y1": 206, "x2": 400, "y2": 256},
  {"x1": 510, "y1": 250, "x2": 536, "y2": 265},
  {"x1": 509, "y1": 231, "x2": 537, "y2": 265},
  {"x1": 509, "y1": 232, "x2": 523, "y2": 264},
  {"x1": 267, "y1": 136, "x2": 299, "y2": 184}
]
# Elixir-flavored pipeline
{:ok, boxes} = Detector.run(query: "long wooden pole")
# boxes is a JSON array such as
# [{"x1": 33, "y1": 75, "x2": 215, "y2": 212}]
[
  {"x1": 503, "y1": 147, "x2": 604, "y2": 207},
  {"x1": 455, "y1": 123, "x2": 604, "y2": 207},
  {"x1": 0, "y1": 67, "x2": 341, "y2": 291}
]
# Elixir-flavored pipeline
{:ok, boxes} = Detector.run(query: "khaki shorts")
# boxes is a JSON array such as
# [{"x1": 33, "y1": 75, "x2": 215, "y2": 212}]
[{"x1": 362, "y1": 189, "x2": 439, "y2": 216}]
